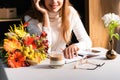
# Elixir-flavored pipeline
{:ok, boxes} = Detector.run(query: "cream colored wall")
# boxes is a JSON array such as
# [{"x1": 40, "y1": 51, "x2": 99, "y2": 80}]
[{"x1": 88, "y1": 0, "x2": 120, "y2": 48}]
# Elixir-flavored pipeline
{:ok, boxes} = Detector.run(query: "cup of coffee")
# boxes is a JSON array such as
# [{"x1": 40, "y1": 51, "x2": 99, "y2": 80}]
[{"x1": 49, "y1": 51, "x2": 65, "y2": 68}]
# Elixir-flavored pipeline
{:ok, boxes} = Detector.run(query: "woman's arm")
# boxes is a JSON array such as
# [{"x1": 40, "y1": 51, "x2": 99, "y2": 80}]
[
  {"x1": 70, "y1": 7, "x2": 92, "y2": 50},
  {"x1": 64, "y1": 7, "x2": 92, "y2": 59}
]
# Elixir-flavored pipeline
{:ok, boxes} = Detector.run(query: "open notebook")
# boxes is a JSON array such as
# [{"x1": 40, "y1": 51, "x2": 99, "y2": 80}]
[{"x1": 65, "y1": 48, "x2": 104, "y2": 64}]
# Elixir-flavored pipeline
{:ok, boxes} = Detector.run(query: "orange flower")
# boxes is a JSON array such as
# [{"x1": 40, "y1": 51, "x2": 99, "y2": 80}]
[
  {"x1": 3, "y1": 38, "x2": 21, "y2": 52},
  {"x1": 7, "y1": 50, "x2": 26, "y2": 68}
]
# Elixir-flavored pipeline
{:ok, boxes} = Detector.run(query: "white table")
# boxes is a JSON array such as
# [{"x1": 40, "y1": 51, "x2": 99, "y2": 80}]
[{"x1": 1, "y1": 47, "x2": 120, "y2": 80}]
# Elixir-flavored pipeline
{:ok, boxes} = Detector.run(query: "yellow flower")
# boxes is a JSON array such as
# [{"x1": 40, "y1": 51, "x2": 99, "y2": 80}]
[
  {"x1": 4, "y1": 32, "x2": 18, "y2": 39},
  {"x1": 9, "y1": 23, "x2": 27, "y2": 38}
]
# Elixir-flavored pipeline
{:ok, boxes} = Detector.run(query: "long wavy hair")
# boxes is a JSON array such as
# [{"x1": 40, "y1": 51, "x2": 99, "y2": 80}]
[{"x1": 25, "y1": 0, "x2": 71, "y2": 44}]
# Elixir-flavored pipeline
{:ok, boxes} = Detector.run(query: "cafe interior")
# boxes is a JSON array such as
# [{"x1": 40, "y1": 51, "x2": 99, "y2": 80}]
[{"x1": 0, "y1": 0, "x2": 120, "y2": 80}]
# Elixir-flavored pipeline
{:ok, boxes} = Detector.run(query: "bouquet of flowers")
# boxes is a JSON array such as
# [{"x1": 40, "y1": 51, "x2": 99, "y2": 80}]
[{"x1": 0, "y1": 22, "x2": 48, "y2": 68}]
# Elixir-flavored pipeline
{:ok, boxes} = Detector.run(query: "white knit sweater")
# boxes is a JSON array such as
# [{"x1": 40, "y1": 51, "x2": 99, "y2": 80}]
[{"x1": 24, "y1": 6, "x2": 92, "y2": 52}]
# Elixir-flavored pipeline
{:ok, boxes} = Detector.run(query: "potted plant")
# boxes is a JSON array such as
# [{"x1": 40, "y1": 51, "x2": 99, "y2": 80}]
[{"x1": 102, "y1": 13, "x2": 120, "y2": 59}]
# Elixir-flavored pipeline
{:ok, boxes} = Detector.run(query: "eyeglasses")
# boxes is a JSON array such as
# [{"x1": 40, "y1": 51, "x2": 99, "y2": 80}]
[{"x1": 74, "y1": 58, "x2": 105, "y2": 70}]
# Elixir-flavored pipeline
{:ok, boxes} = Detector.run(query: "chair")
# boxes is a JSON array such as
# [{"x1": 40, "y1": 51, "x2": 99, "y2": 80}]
[{"x1": 115, "y1": 27, "x2": 120, "y2": 54}]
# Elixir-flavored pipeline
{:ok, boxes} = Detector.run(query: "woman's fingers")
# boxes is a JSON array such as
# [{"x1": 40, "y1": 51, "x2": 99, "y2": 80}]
[
  {"x1": 63, "y1": 45, "x2": 79, "y2": 59},
  {"x1": 33, "y1": 0, "x2": 40, "y2": 4},
  {"x1": 33, "y1": 0, "x2": 47, "y2": 14}
]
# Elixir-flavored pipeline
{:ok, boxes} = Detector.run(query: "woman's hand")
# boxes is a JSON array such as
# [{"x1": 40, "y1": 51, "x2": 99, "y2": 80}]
[
  {"x1": 63, "y1": 44, "x2": 79, "y2": 59},
  {"x1": 33, "y1": 0, "x2": 50, "y2": 27},
  {"x1": 33, "y1": 0, "x2": 47, "y2": 15}
]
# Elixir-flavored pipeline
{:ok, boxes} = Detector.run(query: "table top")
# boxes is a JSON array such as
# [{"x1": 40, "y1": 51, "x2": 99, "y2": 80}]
[{"x1": 1, "y1": 47, "x2": 120, "y2": 80}]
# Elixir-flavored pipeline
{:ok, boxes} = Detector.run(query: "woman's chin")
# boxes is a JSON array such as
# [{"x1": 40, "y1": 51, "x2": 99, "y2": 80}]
[{"x1": 49, "y1": 9, "x2": 60, "y2": 13}]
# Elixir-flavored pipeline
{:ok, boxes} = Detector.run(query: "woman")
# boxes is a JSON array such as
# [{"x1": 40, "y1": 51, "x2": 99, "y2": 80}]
[{"x1": 24, "y1": 0, "x2": 92, "y2": 59}]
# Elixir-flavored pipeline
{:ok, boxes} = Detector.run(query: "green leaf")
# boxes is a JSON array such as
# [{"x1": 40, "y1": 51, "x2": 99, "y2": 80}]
[
  {"x1": 108, "y1": 21, "x2": 120, "y2": 40},
  {"x1": 112, "y1": 33, "x2": 120, "y2": 40}
]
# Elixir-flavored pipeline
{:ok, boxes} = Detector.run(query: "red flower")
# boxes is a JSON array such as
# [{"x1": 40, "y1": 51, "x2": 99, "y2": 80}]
[
  {"x1": 7, "y1": 51, "x2": 26, "y2": 68},
  {"x1": 35, "y1": 36, "x2": 40, "y2": 40},
  {"x1": 23, "y1": 22, "x2": 29, "y2": 27},
  {"x1": 42, "y1": 40, "x2": 48, "y2": 49},
  {"x1": 41, "y1": 31, "x2": 47, "y2": 37},
  {"x1": 23, "y1": 36, "x2": 37, "y2": 49}
]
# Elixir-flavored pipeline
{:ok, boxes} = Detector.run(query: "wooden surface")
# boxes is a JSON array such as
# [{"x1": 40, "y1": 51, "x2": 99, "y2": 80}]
[
  {"x1": 88, "y1": 0, "x2": 120, "y2": 48},
  {"x1": 0, "y1": 18, "x2": 21, "y2": 22}
]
